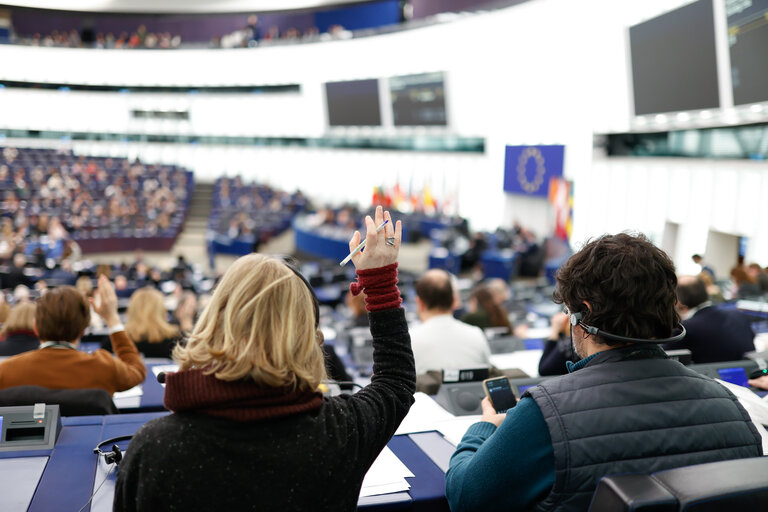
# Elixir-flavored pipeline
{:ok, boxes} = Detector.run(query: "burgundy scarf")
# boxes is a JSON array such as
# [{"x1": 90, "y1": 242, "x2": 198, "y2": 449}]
[{"x1": 164, "y1": 369, "x2": 323, "y2": 422}]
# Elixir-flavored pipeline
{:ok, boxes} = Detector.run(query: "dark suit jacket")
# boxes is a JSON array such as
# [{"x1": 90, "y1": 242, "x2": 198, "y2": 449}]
[{"x1": 664, "y1": 306, "x2": 755, "y2": 364}]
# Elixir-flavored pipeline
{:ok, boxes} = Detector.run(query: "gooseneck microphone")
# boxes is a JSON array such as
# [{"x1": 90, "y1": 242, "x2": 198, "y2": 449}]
[{"x1": 569, "y1": 311, "x2": 686, "y2": 344}]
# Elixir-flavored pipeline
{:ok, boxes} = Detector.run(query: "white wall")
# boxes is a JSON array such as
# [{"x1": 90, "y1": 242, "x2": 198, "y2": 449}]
[{"x1": 1, "y1": 0, "x2": 767, "y2": 268}]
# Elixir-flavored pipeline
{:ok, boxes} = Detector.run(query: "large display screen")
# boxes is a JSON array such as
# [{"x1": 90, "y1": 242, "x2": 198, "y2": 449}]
[
  {"x1": 629, "y1": 0, "x2": 720, "y2": 115},
  {"x1": 727, "y1": 0, "x2": 768, "y2": 105},
  {"x1": 325, "y1": 79, "x2": 382, "y2": 126},
  {"x1": 390, "y1": 72, "x2": 447, "y2": 126}
]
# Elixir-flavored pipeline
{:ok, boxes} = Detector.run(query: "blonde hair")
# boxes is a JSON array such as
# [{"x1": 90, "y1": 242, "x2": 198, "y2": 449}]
[
  {"x1": 126, "y1": 287, "x2": 180, "y2": 344},
  {"x1": 173, "y1": 254, "x2": 326, "y2": 392},
  {"x1": 2, "y1": 302, "x2": 37, "y2": 335}
]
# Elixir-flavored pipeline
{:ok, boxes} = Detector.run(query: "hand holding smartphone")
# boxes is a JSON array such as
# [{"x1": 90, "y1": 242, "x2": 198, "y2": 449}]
[{"x1": 482, "y1": 377, "x2": 518, "y2": 414}]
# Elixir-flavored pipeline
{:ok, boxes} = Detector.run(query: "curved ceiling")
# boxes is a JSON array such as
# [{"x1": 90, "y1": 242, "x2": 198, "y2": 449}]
[{"x1": 0, "y1": 0, "x2": 379, "y2": 14}]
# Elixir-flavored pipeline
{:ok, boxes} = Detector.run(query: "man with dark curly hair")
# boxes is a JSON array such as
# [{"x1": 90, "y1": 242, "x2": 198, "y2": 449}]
[{"x1": 446, "y1": 233, "x2": 763, "y2": 512}]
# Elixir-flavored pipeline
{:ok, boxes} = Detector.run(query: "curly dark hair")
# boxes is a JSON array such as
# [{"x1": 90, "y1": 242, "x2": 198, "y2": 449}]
[{"x1": 552, "y1": 233, "x2": 679, "y2": 345}]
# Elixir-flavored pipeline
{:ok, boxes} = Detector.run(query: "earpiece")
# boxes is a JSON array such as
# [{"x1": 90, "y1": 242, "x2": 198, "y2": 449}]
[
  {"x1": 94, "y1": 435, "x2": 133, "y2": 465},
  {"x1": 568, "y1": 309, "x2": 686, "y2": 344}
]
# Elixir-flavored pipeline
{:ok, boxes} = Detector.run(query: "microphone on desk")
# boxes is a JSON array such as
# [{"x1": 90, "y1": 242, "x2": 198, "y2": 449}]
[{"x1": 157, "y1": 372, "x2": 167, "y2": 384}]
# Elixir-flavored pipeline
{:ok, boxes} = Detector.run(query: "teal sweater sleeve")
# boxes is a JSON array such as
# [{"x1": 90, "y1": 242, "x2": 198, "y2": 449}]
[{"x1": 445, "y1": 397, "x2": 555, "y2": 512}]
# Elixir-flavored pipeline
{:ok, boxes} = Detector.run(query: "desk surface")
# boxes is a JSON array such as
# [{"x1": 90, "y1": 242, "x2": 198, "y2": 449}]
[{"x1": 0, "y1": 411, "x2": 452, "y2": 512}]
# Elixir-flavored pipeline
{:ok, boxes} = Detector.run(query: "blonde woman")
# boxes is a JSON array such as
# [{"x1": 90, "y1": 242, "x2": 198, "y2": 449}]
[
  {"x1": 114, "y1": 207, "x2": 414, "y2": 512},
  {"x1": 0, "y1": 302, "x2": 38, "y2": 356},
  {"x1": 124, "y1": 287, "x2": 181, "y2": 359}
]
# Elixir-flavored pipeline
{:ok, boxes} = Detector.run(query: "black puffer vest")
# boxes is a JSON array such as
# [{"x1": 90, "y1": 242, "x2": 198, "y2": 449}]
[{"x1": 525, "y1": 346, "x2": 763, "y2": 511}]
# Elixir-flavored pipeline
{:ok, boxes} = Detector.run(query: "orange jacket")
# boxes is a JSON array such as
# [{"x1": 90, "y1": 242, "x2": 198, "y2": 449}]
[{"x1": 0, "y1": 331, "x2": 146, "y2": 394}]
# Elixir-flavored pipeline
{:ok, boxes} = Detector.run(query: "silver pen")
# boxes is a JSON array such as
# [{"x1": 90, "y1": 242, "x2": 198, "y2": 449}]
[{"x1": 340, "y1": 219, "x2": 389, "y2": 266}]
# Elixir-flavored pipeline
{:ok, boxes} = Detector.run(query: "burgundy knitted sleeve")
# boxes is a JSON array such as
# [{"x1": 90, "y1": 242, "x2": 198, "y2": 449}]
[{"x1": 348, "y1": 263, "x2": 401, "y2": 312}]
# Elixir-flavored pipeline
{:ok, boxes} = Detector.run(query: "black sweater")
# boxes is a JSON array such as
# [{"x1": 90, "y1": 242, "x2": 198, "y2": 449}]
[{"x1": 113, "y1": 307, "x2": 415, "y2": 512}]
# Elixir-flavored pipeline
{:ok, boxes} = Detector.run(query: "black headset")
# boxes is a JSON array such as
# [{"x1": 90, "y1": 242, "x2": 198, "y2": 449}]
[
  {"x1": 569, "y1": 311, "x2": 686, "y2": 344},
  {"x1": 94, "y1": 435, "x2": 133, "y2": 465}
]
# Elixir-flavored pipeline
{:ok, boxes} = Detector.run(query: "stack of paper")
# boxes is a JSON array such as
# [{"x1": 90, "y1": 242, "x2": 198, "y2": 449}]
[{"x1": 359, "y1": 447, "x2": 414, "y2": 498}]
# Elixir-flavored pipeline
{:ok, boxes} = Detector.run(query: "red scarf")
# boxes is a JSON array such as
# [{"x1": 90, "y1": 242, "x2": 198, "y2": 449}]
[{"x1": 164, "y1": 369, "x2": 323, "y2": 422}]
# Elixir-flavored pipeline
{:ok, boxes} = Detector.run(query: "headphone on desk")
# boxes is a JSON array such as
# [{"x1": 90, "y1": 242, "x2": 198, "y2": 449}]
[
  {"x1": 569, "y1": 311, "x2": 686, "y2": 344},
  {"x1": 93, "y1": 435, "x2": 133, "y2": 465}
]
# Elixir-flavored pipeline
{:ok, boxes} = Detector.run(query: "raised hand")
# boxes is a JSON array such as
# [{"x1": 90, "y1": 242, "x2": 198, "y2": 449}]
[
  {"x1": 90, "y1": 274, "x2": 121, "y2": 327},
  {"x1": 348, "y1": 205, "x2": 402, "y2": 271}
]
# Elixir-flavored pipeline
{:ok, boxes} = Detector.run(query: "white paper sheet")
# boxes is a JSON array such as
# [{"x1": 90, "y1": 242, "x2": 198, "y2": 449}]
[
  {"x1": 112, "y1": 384, "x2": 143, "y2": 408},
  {"x1": 395, "y1": 392, "x2": 456, "y2": 435},
  {"x1": 359, "y1": 447, "x2": 414, "y2": 498},
  {"x1": 716, "y1": 379, "x2": 768, "y2": 454},
  {"x1": 435, "y1": 415, "x2": 483, "y2": 446}
]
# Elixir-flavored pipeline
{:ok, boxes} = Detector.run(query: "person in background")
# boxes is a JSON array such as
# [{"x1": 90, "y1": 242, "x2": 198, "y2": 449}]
[
  {"x1": 113, "y1": 206, "x2": 414, "y2": 512},
  {"x1": 172, "y1": 290, "x2": 198, "y2": 334},
  {"x1": 732, "y1": 266, "x2": 761, "y2": 298},
  {"x1": 446, "y1": 234, "x2": 762, "y2": 512},
  {"x1": 410, "y1": 269, "x2": 490, "y2": 375},
  {"x1": 0, "y1": 303, "x2": 39, "y2": 356},
  {"x1": 698, "y1": 271, "x2": 724, "y2": 303},
  {"x1": 0, "y1": 276, "x2": 145, "y2": 394},
  {"x1": 461, "y1": 283, "x2": 513, "y2": 332},
  {"x1": 664, "y1": 276, "x2": 755, "y2": 364},
  {"x1": 537, "y1": 311, "x2": 577, "y2": 376},
  {"x1": 2, "y1": 253, "x2": 33, "y2": 290},
  {"x1": 122, "y1": 287, "x2": 182, "y2": 359},
  {"x1": 748, "y1": 263, "x2": 768, "y2": 293},
  {"x1": 692, "y1": 253, "x2": 715, "y2": 279}
]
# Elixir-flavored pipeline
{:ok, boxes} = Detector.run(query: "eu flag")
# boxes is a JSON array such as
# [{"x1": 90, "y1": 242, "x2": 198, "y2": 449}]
[{"x1": 503, "y1": 145, "x2": 565, "y2": 197}]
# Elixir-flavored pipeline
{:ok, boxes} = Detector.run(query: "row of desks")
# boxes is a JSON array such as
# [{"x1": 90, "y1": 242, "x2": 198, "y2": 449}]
[{"x1": 0, "y1": 411, "x2": 454, "y2": 512}]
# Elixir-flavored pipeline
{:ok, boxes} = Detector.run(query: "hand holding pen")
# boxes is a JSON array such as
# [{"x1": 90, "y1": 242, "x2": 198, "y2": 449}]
[{"x1": 343, "y1": 206, "x2": 402, "y2": 270}]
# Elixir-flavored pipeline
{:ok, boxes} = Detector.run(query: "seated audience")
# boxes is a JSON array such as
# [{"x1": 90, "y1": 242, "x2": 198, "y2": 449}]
[
  {"x1": 537, "y1": 311, "x2": 577, "y2": 376},
  {"x1": 409, "y1": 269, "x2": 491, "y2": 374},
  {"x1": 461, "y1": 283, "x2": 513, "y2": 331},
  {"x1": 114, "y1": 207, "x2": 415, "y2": 511},
  {"x1": 664, "y1": 276, "x2": 755, "y2": 363},
  {"x1": 446, "y1": 234, "x2": 762, "y2": 512},
  {"x1": 0, "y1": 276, "x2": 146, "y2": 394},
  {"x1": 0, "y1": 303, "x2": 38, "y2": 356},
  {"x1": 118, "y1": 287, "x2": 182, "y2": 359}
]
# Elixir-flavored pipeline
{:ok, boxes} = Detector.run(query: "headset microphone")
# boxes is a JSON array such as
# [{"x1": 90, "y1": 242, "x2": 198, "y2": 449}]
[
  {"x1": 94, "y1": 435, "x2": 133, "y2": 465},
  {"x1": 569, "y1": 311, "x2": 686, "y2": 344}
]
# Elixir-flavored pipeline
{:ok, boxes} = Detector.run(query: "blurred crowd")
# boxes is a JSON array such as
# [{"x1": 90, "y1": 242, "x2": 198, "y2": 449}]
[
  {"x1": 13, "y1": 24, "x2": 183, "y2": 49},
  {"x1": 0, "y1": 146, "x2": 192, "y2": 260}
]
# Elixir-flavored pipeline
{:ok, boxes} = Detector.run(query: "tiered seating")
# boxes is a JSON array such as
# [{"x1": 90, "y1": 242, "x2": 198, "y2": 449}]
[
  {"x1": 207, "y1": 176, "x2": 308, "y2": 257},
  {"x1": 0, "y1": 146, "x2": 194, "y2": 254}
]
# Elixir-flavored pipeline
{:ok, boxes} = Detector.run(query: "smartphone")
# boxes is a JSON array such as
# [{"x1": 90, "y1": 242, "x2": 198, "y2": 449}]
[{"x1": 482, "y1": 377, "x2": 518, "y2": 413}]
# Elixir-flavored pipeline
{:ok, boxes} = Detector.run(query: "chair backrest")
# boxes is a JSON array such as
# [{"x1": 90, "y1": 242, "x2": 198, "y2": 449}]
[
  {"x1": 0, "y1": 386, "x2": 118, "y2": 416},
  {"x1": 589, "y1": 457, "x2": 768, "y2": 512}
]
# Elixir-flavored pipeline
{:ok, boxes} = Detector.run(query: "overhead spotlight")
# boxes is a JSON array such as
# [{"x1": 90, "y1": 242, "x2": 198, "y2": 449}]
[
  {"x1": 675, "y1": 113, "x2": 690, "y2": 122},
  {"x1": 654, "y1": 114, "x2": 668, "y2": 124},
  {"x1": 699, "y1": 110, "x2": 712, "y2": 119},
  {"x1": 750, "y1": 104, "x2": 764, "y2": 113}
]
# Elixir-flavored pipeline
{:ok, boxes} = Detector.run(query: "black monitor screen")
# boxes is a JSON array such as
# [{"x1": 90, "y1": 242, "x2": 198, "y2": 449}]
[
  {"x1": 390, "y1": 72, "x2": 447, "y2": 126},
  {"x1": 325, "y1": 79, "x2": 382, "y2": 126},
  {"x1": 728, "y1": 0, "x2": 768, "y2": 105},
  {"x1": 629, "y1": 0, "x2": 720, "y2": 115}
]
